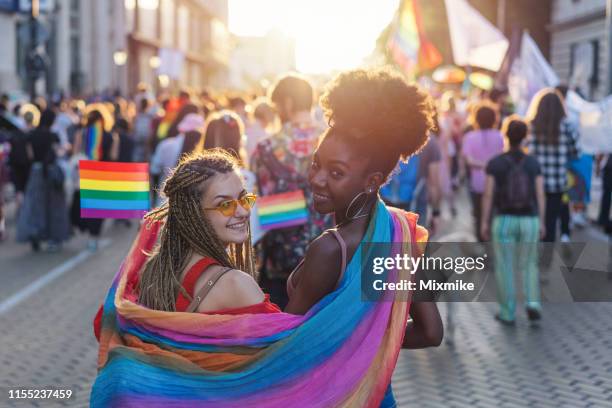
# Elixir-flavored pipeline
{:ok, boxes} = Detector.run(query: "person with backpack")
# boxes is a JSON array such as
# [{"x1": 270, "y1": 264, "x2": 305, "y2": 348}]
[{"x1": 481, "y1": 116, "x2": 546, "y2": 325}]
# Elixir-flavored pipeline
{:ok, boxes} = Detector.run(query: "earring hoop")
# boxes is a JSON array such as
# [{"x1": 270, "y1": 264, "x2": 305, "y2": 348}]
[{"x1": 345, "y1": 191, "x2": 369, "y2": 220}]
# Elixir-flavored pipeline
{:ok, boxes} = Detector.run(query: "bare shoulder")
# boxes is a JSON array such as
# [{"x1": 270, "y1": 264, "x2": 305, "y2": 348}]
[
  {"x1": 195, "y1": 267, "x2": 264, "y2": 312},
  {"x1": 300, "y1": 231, "x2": 343, "y2": 285},
  {"x1": 307, "y1": 230, "x2": 342, "y2": 259}
]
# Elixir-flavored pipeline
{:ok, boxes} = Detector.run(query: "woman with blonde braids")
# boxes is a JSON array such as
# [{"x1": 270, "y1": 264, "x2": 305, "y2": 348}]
[{"x1": 137, "y1": 148, "x2": 279, "y2": 313}]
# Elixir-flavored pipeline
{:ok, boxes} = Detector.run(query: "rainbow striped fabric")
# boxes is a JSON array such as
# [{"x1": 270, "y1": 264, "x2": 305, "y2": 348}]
[
  {"x1": 257, "y1": 190, "x2": 308, "y2": 230},
  {"x1": 79, "y1": 160, "x2": 150, "y2": 219},
  {"x1": 90, "y1": 200, "x2": 428, "y2": 407},
  {"x1": 387, "y1": 0, "x2": 441, "y2": 76},
  {"x1": 84, "y1": 122, "x2": 104, "y2": 161}
]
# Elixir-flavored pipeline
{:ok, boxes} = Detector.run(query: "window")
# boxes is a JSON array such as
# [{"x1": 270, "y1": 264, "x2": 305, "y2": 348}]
[
  {"x1": 138, "y1": 0, "x2": 159, "y2": 39},
  {"x1": 125, "y1": 0, "x2": 135, "y2": 33},
  {"x1": 160, "y1": 0, "x2": 175, "y2": 46},
  {"x1": 177, "y1": 5, "x2": 189, "y2": 50},
  {"x1": 569, "y1": 39, "x2": 600, "y2": 99}
]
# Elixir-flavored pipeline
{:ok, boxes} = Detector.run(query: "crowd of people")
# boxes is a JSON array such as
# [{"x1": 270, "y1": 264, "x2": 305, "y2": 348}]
[{"x1": 1, "y1": 66, "x2": 611, "y2": 405}]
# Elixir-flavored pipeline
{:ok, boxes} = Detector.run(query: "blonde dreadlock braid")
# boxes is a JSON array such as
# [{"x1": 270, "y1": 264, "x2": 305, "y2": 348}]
[{"x1": 138, "y1": 149, "x2": 257, "y2": 311}]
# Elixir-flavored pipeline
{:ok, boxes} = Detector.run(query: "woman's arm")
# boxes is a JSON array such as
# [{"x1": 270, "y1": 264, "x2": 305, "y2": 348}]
[
  {"x1": 284, "y1": 233, "x2": 342, "y2": 315},
  {"x1": 480, "y1": 175, "x2": 495, "y2": 241},
  {"x1": 402, "y1": 302, "x2": 443, "y2": 348}
]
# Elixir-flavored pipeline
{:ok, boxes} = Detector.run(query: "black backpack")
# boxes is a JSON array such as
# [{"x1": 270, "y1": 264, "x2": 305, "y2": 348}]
[{"x1": 499, "y1": 154, "x2": 532, "y2": 212}]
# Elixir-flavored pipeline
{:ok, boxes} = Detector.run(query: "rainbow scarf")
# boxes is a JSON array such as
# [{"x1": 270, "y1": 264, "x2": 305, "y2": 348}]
[
  {"x1": 85, "y1": 122, "x2": 104, "y2": 161},
  {"x1": 91, "y1": 200, "x2": 428, "y2": 407}
]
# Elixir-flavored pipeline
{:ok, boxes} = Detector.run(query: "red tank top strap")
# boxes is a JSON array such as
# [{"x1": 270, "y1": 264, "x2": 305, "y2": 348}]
[{"x1": 175, "y1": 257, "x2": 219, "y2": 312}]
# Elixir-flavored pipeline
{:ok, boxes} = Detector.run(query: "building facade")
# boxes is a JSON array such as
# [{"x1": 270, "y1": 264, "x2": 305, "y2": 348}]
[
  {"x1": 228, "y1": 30, "x2": 295, "y2": 90},
  {"x1": 549, "y1": 0, "x2": 610, "y2": 100},
  {"x1": 126, "y1": 0, "x2": 231, "y2": 93},
  {"x1": 0, "y1": 0, "x2": 230, "y2": 98}
]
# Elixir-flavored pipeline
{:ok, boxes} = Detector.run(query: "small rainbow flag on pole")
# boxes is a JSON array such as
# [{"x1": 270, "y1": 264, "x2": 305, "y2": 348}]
[
  {"x1": 79, "y1": 160, "x2": 150, "y2": 219},
  {"x1": 257, "y1": 190, "x2": 308, "y2": 230}
]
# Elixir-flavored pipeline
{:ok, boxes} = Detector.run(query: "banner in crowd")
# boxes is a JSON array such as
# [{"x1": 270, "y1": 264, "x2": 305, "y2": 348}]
[
  {"x1": 507, "y1": 32, "x2": 560, "y2": 116},
  {"x1": 566, "y1": 91, "x2": 612, "y2": 154},
  {"x1": 444, "y1": 0, "x2": 508, "y2": 72},
  {"x1": 79, "y1": 161, "x2": 150, "y2": 219},
  {"x1": 387, "y1": 0, "x2": 441, "y2": 77}
]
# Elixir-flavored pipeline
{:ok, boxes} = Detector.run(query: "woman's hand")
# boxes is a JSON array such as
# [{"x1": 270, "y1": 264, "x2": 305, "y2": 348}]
[{"x1": 402, "y1": 302, "x2": 443, "y2": 349}]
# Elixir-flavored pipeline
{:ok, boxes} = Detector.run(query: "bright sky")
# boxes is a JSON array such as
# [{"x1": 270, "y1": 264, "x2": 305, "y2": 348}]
[{"x1": 228, "y1": 0, "x2": 399, "y2": 74}]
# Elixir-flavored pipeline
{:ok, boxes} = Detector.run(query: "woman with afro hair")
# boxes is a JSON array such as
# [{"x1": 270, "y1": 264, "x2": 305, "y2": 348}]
[{"x1": 284, "y1": 68, "x2": 443, "y2": 407}]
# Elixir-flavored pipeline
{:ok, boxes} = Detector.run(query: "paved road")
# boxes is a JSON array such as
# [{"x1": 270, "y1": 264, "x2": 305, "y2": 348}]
[{"x1": 0, "y1": 188, "x2": 611, "y2": 407}]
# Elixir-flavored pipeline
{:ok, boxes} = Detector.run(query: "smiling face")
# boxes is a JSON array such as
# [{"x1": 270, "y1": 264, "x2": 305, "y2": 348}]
[
  {"x1": 308, "y1": 133, "x2": 380, "y2": 217},
  {"x1": 201, "y1": 171, "x2": 251, "y2": 245}
]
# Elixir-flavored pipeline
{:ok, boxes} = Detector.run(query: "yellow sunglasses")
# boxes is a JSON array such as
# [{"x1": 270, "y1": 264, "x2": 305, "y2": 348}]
[{"x1": 204, "y1": 193, "x2": 257, "y2": 217}]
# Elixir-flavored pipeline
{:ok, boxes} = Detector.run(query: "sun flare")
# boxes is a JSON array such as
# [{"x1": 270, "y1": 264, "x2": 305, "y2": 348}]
[{"x1": 229, "y1": 0, "x2": 399, "y2": 74}]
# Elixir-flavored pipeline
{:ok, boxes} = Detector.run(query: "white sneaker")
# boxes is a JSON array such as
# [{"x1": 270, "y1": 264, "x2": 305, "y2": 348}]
[{"x1": 560, "y1": 234, "x2": 571, "y2": 243}]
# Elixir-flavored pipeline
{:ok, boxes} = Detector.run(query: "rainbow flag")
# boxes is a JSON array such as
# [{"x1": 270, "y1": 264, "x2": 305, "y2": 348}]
[
  {"x1": 85, "y1": 122, "x2": 104, "y2": 161},
  {"x1": 257, "y1": 190, "x2": 308, "y2": 230},
  {"x1": 387, "y1": 0, "x2": 441, "y2": 77},
  {"x1": 79, "y1": 161, "x2": 150, "y2": 219}
]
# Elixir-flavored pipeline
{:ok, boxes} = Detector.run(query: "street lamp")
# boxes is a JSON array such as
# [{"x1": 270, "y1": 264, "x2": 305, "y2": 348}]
[
  {"x1": 149, "y1": 56, "x2": 161, "y2": 69},
  {"x1": 113, "y1": 50, "x2": 128, "y2": 66},
  {"x1": 158, "y1": 74, "x2": 170, "y2": 88}
]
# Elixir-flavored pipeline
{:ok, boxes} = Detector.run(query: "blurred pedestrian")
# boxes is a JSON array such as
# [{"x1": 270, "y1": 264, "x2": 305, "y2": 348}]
[
  {"x1": 114, "y1": 118, "x2": 134, "y2": 163},
  {"x1": 71, "y1": 107, "x2": 119, "y2": 250},
  {"x1": 0, "y1": 132, "x2": 8, "y2": 241},
  {"x1": 526, "y1": 89, "x2": 579, "y2": 243},
  {"x1": 597, "y1": 153, "x2": 612, "y2": 230},
  {"x1": 16, "y1": 109, "x2": 70, "y2": 252},
  {"x1": 228, "y1": 95, "x2": 249, "y2": 125},
  {"x1": 461, "y1": 102, "x2": 504, "y2": 241},
  {"x1": 245, "y1": 98, "x2": 276, "y2": 161},
  {"x1": 481, "y1": 116, "x2": 545, "y2": 324},
  {"x1": 132, "y1": 98, "x2": 153, "y2": 162},
  {"x1": 380, "y1": 132, "x2": 442, "y2": 233}
]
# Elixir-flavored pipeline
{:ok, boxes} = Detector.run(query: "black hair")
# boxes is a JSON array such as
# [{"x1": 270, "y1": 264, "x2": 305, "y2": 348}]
[
  {"x1": 270, "y1": 74, "x2": 314, "y2": 112},
  {"x1": 168, "y1": 103, "x2": 199, "y2": 138},
  {"x1": 139, "y1": 98, "x2": 149, "y2": 112},
  {"x1": 38, "y1": 109, "x2": 56, "y2": 129},
  {"x1": 528, "y1": 90, "x2": 566, "y2": 144},
  {"x1": 115, "y1": 118, "x2": 129, "y2": 132},
  {"x1": 501, "y1": 115, "x2": 528, "y2": 147},
  {"x1": 320, "y1": 68, "x2": 434, "y2": 179},
  {"x1": 555, "y1": 84, "x2": 569, "y2": 99},
  {"x1": 475, "y1": 103, "x2": 497, "y2": 130}
]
